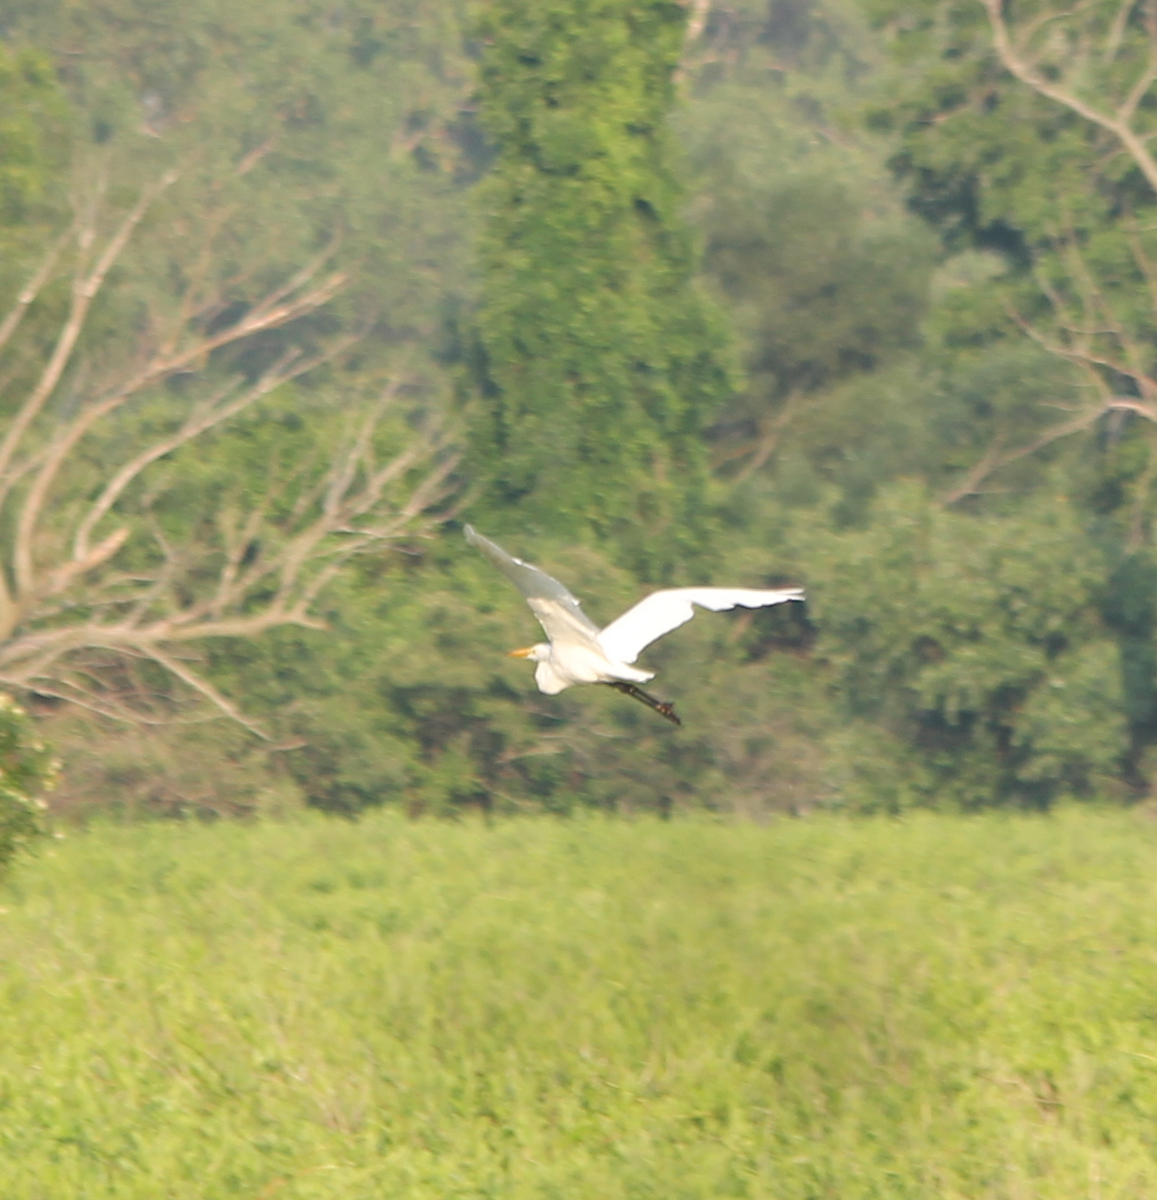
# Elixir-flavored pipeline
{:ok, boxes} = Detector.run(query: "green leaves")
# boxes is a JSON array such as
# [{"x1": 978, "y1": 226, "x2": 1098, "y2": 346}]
[
  {"x1": 0, "y1": 0, "x2": 478, "y2": 352},
  {"x1": 797, "y1": 483, "x2": 1127, "y2": 807},
  {"x1": 469, "y1": 0, "x2": 735, "y2": 576},
  {"x1": 0, "y1": 694, "x2": 56, "y2": 877},
  {"x1": 0, "y1": 44, "x2": 68, "y2": 295},
  {"x1": 6, "y1": 0, "x2": 1154, "y2": 817}
]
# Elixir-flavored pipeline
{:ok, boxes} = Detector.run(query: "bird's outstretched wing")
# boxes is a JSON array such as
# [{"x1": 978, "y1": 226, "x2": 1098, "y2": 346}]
[
  {"x1": 597, "y1": 586, "x2": 804, "y2": 664},
  {"x1": 465, "y1": 526, "x2": 601, "y2": 645}
]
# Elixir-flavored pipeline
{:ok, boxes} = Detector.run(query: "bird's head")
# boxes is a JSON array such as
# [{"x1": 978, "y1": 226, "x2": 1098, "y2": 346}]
[{"x1": 507, "y1": 643, "x2": 550, "y2": 663}]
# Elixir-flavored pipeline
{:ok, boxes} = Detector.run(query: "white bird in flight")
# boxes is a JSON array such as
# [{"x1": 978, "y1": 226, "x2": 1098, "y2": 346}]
[{"x1": 465, "y1": 526, "x2": 804, "y2": 726}]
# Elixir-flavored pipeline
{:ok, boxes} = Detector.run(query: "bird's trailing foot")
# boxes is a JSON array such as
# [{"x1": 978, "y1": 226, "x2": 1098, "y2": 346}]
[{"x1": 603, "y1": 680, "x2": 682, "y2": 726}]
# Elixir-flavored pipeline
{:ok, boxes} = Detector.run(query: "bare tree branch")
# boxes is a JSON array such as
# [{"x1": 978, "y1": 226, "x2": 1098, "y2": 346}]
[
  {"x1": 0, "y1": 173, "x2": 178, "y2": 488},
  {"x1": 0, "y1": 172, "x2": 456, "y2": 729},
  {"x1": 7, "y1": 272, "x2": 346, "y2": 609},
  {"x1": 683, "y1": 0, "x2": 712, "y2": 45},
  {"x1": 982, "y1": 0, "x2": 1157, "y2": 192},
  {"x1": 0, "y1": 223, "x2": 76, "y2": 359},
  {"x1": 941, "y1": 405, "x2": 1107, "y2": 504},
  {"x1": 931, "y1": 1, "x2": 1157, "y2": 517},
  {"x1": 142, "y1": 647, "x2": 270, "y2": 738},
  {"x1": 675, "y1": 0, "x2": 714, "y2": 83},
  {"x1": 1105, "y1": 0, "x2": 1137, "y2": 62}
]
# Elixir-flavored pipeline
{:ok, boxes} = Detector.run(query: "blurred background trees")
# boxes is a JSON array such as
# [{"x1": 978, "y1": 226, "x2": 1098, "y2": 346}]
[{"x1": 0, "y1": 0, "x2": 1151, "y2": 821}]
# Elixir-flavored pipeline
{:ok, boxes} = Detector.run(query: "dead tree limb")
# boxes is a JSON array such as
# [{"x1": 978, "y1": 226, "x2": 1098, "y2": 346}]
[{"x1": 0, "y1": 173, "x2": 456, "y2": 725}]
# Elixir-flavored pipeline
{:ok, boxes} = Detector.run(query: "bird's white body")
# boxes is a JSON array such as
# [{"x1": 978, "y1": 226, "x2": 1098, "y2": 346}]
[
  {"x1": 520, "y1": 640, "x2": 655, "y2": 695},
  {"x1": 465, "y1": 527, "x2": 805, "y2": 716}
]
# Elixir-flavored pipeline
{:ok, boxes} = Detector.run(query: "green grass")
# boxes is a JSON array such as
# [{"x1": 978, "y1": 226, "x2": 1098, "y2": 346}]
[{"x1": 3, "y1": 810, "x2": 1157, "y2": 1198}]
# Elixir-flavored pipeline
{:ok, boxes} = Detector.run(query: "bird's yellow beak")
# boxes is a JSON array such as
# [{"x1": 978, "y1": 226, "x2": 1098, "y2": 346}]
[{"x1": 507, "y1": 646, "x2": 534, "y2": 658}]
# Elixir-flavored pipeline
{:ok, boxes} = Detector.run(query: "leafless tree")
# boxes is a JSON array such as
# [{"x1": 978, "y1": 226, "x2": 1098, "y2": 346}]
[{"x1": 0, "y1": 171, "x2": 456, "y2": 731}]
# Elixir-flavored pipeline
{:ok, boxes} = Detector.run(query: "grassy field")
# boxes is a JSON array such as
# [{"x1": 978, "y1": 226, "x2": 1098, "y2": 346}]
[{"x1": 3, "y1": 811, "x2": 1157, "y2": 1198}]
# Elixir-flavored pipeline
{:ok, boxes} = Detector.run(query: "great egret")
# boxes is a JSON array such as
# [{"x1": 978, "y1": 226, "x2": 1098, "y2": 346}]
[{"x1": 465, "y1": 526, "x2": 804, "y2": 726}]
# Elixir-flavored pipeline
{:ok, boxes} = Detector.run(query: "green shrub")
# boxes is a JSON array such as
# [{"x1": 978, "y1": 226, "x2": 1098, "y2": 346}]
[
  {"x1": 796, "y1": 483, "x2": 1129, "y2": 810},
  {"x1": 0, "y1": 695, "x2": 56, "y2": 876}
]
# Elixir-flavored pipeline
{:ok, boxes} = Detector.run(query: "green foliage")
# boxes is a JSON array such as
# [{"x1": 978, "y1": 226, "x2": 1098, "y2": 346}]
[
  {"x1": 179, "y1": 533, "x2": 822, "y2": 818},
  {"x1": 791, "y1": 484, "x2": 1128, "y2": 809},
  {"x1": 813, "y1": 0, "x2": 1157, "y2": 799},
  {"x1": 11, "y1": 0, "x2": 1157, "y2": 817},
  {"x1": 676, "y1": 0, "x2": 938, "y2": 474},
  {"x1": 0, "y1": 2, "x2": 476, "y2": 771},
  {"x1": 703, "y1": 175, "x2": 930, "y2": 401},
  {"x1": 0, "y1": 694, "x2": 56, "y2": 876},
  {"x1": 41, "y1": 714, "x2": 301, "y2": 822},
  {"x1": 0, "y1": 43, "x2": 65, "y2": 228},
  {"x1": 0, "y1": 41, "x2": 68, "y2": 306},
  {"x1": 685, "y1": 1, "x2": 931, "y2": 372},
  {"x1": 862, "y1": 0, "x2": 1157, "y2": 485},
  {"x1": 864, "y1": 0, "x2": 1156, "y2": 259},
  {"x1": 6, "y1": 811, "x2": 1157, "y2": 1195},
  {"x1": 0, "y1": 0, "x2": 478, "y2": 361},
  {"x1": 470, "y1": 0, "x2": 735, "y2": 573}
]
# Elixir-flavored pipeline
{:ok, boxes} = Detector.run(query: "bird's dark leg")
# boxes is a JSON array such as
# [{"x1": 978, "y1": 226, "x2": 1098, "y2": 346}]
[{"x1": 602, "y1": 681, "x2": 682, "y2": 726}]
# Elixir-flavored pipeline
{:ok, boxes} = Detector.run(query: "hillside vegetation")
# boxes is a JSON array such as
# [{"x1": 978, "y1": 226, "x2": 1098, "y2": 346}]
[{"x1": 3, "y1": 810, "x2": 1157, "y2": 1197}]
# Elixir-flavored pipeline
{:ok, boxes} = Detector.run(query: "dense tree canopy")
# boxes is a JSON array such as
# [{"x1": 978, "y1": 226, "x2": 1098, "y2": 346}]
[{"x1": 0, "y1": 0, "x2": 1155, "y2": 820}]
